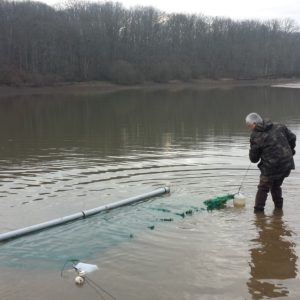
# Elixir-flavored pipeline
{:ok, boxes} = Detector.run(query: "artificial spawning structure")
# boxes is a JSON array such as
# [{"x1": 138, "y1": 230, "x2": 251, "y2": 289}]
[
  {"x1": 202, "y1": 163, "x2": 250, "y2": 210},
  {"x1": 204, "y1": 194, "x2": 235, "y2": 210},
  {"x1": 0, "y1": 187, "x2": 170, "y2": 242},
  {"x1": 0, "y1": 185, "x2": 246, "y2": 244},
  {"x1": 203, "y1": 193, "x2": 246, "y2": 210}
]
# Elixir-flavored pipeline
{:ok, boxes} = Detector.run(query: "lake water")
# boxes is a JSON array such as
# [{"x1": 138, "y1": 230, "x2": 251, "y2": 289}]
[{"x1": 0, "y1": 84, "x2": 300, "y2": 300}]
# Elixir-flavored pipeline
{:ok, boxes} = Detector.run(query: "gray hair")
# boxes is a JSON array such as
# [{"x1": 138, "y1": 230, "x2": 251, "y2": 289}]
[{"x1": 245, "y1": 112, "x2": 263, "y2": 125}]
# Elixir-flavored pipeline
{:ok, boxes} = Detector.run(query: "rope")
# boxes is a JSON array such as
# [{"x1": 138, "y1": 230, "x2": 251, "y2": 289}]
[
  {"x1": 237, "y1": 162, "x2": 251, "y2": 194},
  {"x1": 85, "y1": 276, "x2": 118, "y2": 300},
  {"x1": 60, "y1": 258, "x2": 80, "y2": 277}
]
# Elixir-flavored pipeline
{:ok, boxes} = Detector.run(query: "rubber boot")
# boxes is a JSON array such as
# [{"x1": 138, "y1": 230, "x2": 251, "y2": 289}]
[
  {"x1": 254, "y1": 185, "x2": 269, "y2": 212},
  {"x1": 271, "y1": 185, "x2": 283, "y2": 209},
  {"x1": 254, "y1": 206, "x2": 265, "y2": 213}
]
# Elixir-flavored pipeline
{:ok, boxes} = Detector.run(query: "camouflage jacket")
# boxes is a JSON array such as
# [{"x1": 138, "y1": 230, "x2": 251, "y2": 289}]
[{"x1": 249, "y1": 120, "x2": 296, "y2": 179}]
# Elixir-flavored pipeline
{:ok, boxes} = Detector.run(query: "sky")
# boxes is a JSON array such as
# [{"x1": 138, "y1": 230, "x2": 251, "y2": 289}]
[{"x1": 40, "y1": 0, "x2": 300, "y2": 25}]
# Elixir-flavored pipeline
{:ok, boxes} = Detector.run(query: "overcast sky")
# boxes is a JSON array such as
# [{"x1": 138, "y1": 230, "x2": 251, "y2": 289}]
[{"x1": 42, "y1": 0, "x2": 300, "y2": 25}]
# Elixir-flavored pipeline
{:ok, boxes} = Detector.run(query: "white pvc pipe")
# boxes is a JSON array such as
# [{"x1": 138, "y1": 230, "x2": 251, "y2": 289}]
[{"x1": 0, "y1": 186, "x2": 170, "y2": 242}]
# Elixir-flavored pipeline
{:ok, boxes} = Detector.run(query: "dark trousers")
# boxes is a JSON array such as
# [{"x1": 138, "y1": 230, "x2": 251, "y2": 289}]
[{"x1": 254, "y1": 176, "x2": 285, "y2": 211}]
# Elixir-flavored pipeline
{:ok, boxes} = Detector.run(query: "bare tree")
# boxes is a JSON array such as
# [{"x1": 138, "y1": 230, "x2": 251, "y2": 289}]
[{"x1": 1, "y1": 0, "x2": 300, "y2": 86}]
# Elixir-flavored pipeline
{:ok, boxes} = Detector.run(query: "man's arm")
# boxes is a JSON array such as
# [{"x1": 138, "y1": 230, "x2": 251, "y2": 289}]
[
  {"x1": 249, "y1": 137, "x2": 262, "y2": 163},
  {"x1": 285, "y1": 126, "x2": 296, "y2": 155}
]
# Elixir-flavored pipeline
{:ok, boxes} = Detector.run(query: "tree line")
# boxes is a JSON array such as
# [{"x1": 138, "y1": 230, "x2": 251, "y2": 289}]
[{"x1": 1, "y1": 0, "x2": 300, "y2": 86}]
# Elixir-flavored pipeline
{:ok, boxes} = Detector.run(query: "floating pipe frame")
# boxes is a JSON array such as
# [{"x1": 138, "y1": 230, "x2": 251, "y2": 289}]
[{"x1": 0, "y1": 186, "x2": 170, "y2": 242}]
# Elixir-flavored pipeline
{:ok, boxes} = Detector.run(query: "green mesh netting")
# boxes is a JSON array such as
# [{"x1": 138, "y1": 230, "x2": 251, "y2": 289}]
[{"x1": 203, "y1": 194, "x2": 235, "y2": 210}]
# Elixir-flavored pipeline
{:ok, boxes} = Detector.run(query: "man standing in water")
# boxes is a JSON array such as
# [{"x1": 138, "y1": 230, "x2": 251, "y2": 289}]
[{"x1": 245, "y1": 112, "x2": 296, "y2": 212}]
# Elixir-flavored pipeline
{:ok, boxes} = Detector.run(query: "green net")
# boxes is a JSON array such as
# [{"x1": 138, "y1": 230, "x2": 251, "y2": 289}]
[{"x1": 203, "y1": 194, "x2": 235, "y2": 210}]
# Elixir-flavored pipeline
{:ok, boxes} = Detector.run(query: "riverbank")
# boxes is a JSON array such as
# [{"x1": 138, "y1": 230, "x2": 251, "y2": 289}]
[{"x1": 0, "y1": 78, "x2": 299, "y2": 98}]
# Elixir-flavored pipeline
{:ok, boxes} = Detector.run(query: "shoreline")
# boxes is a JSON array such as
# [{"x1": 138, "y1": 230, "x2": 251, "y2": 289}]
[{"x1": 0, "y1": 78, "x2": 299, "y2": 98}]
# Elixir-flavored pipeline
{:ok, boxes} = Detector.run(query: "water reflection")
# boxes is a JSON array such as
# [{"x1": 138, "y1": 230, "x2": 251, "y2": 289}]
[
  {"x1": 247, "y1": 211, "x2": 298, "y2": 299},
  {"x1": 1, "y1": 86, "x2": 300, "y2": 162}
]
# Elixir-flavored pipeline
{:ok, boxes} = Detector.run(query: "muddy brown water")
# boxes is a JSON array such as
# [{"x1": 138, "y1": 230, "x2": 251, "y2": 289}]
[{"x1": 0, "y1": 84, "x2": 300, "y2": 299}]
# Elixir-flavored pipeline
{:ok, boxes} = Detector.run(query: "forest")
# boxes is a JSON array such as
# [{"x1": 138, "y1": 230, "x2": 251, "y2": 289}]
[{"x1": 1, "y1": 0, "x2": 300, "y2": 86}]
